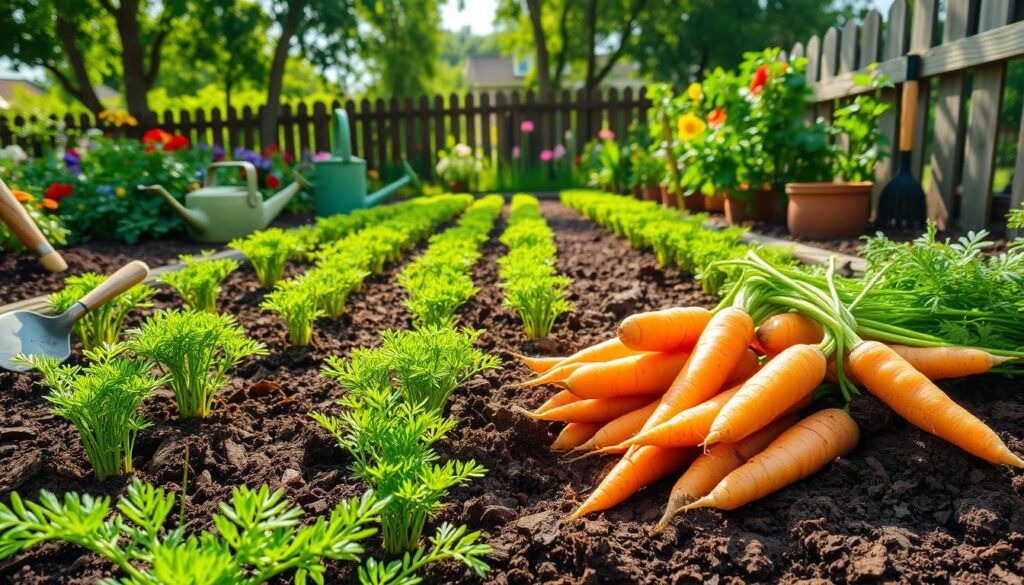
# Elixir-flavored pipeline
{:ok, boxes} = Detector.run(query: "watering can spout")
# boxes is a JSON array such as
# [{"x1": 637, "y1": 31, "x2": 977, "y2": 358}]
[
  {"x1": 365, "y1": 158, "x2": 420, "y2": 207},
  {"x1": 138, "y1": 184, "x2": 209, "y2": 233},
  {"x1": 262, "y1": 171, "x2": 312, "y2": 227}
]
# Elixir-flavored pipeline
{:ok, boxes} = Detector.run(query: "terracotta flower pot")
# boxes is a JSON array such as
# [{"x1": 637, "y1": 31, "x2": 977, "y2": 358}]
[
  {"x1": 724, "y1": 194, "x2": 755, "y2": 224},
  {"x1": 785, "y1": 181, "x2": 872, "y2": 238},
  {"x1": 448, "y1": 181, "x2": 468, "y2": 193},
  {"x1": 726, "y1": 189, "x2": 782, "y2": 224},
  {"x1": 632, "y1": 185, "x2": 643, "y2": 199},
  {"x1": 705, "y1": 192, "x2": 726, "y2": 212},
  {"x1": 682, "y1": 193, "x2": 704, "y2": 213},
  {"x1": 643, "y1": 184, "x2": 662, "y2": 202},
  {"x1": 659, "y1": 185, "x2": 678, "y2": 208}
]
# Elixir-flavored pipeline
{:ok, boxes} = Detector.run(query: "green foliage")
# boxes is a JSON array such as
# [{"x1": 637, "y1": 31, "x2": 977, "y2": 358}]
[
  {"x1": 0, "y1": 188, "x2": 69, "y2": 253},
  {"x1": 398, "y1": 195, "x2": 503, "y2": 327},
  {"x1": 323, "y1": 327, "x2": 500, "y2": 414},
  {"x1": 14, "y1": 345, "x2": 162, "y2": 480},
  {"x1": 261, "y1": 280, "x2": 324, "y2": 346},
  {"x1": 160, "y1": 252, "x2": 239, "y2": 313},
  {"x1": 498, "y1": 195, "x2": 572, "y2": 339},
  {"x1": 300, "y1": 266, "x2": 369, "y2": 319},
  {"x1": 0, "y1": 479, "x2": 386, "y2": 585},
  {"x1": 229, "y1": 228, "x2": 306, "y2": 288},
  {"x1": 560, "y1": 189, "x2": 788, "y2": 294},
  {"x1": 312, "y1": 387, "x2": 489, "y2": 566},
  {"x1": 128, "y1": 310, "x2": 266, "y2": 418},
  {"x1": 829, "y1": 68, "x2": 893, "y2": 182},
  {"x1": 629, "y1": 145, "x2": 668, "y2": 188},
  {"x1": 49, "y1": 273, "x2": 155, "y2": 350},
  {"x1": 435, "y1": 143, "x2": 487, "y2": 190},
  {"x1": 358, "y1": 523, "x2": 492, "y2": 585}
]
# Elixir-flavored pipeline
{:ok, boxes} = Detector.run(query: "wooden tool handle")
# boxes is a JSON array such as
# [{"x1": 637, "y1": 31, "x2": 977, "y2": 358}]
[
  {"x1": 0, "y1": 178, "x2": 67, "y2": 272},
  {"x1": 78, "y1": 261, "x2": 150, "y2": 311},
  {"x1": 898, "y1": 79, "x2": 919, "y2": 151}
]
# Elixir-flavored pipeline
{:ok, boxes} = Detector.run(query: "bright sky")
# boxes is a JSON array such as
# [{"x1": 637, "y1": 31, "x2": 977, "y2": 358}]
[{"x1": 441, "y1": 0, "x2": 498, "y2": 34}]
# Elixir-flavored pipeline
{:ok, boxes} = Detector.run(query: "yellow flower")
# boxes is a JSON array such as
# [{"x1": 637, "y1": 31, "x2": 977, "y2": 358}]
[
  {"x1": 187, "y1": 182, "x2": 200, "y2": 192},
  {"x1": 677, "y1": 113, "x2": 707, "y2": 142},
  {"x1": 686, "y1": 82, "x2": 702, "y2": 101},
  {"x1": 115, "y1": 187, "x2": 126, "y2": 198},
  {"x1": 98, "y1": 109, "x2": 138, "y2": 128},
  {"x1": 367, "y1": 169, "x2": 379, "y2": 179}
]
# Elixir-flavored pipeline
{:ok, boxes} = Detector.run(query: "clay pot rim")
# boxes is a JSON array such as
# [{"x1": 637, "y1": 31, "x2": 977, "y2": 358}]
[{"x1": 785, "y1": 181, "x2": 873, "y2": 196}]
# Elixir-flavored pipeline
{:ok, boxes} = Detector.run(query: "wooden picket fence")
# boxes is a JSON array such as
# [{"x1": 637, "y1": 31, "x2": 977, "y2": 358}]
[
  {"x1": 786, "y1": 0, "x2": 1024, "y2": 231},
  {"x1": 0, "y1": 88, "x2": 651, "y2": 181}
]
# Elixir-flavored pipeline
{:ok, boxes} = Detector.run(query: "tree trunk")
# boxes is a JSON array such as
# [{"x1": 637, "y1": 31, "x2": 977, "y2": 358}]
[
  {"x1": 524, "y1": 0, "x2": 552, "y2": 95},
  {"x1": 260, "y1": 1, "x2": 302, "y2": 150},
  {"x1": 52, "y1": 14, "x2": 104, "y2": 115},
  {"x1": 584, "y1": 0, "x2": 647, "y2": 93},
  {"x1": 112, "y1": 0, "x2": 156, "y2": 130}
]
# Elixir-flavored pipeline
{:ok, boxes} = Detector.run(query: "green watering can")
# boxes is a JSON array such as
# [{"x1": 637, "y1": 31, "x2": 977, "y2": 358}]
[
  {"x1": 312, "y1": 109, "x2": 419, "y2": 217},
  {"x1": 138, "y1": 161, "x2": 311, "y2": 243}
]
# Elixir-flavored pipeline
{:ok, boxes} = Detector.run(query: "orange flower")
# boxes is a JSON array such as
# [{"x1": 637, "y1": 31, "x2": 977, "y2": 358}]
[
  {"x1": 12, "y1": 190, "x2": 33, "y2": 203},
  {"x1": 750, "y1": 64, "x2": 770, "y2": 96},
  {"x1": 41, "y1": 198, "x2": 59, "y2": 210},
  {"x1": 707, "y1": 108, "x2": 726, "y2": 128},
  {"x1": 367, "y1": 169, "x2": 379, "y2": 180}
]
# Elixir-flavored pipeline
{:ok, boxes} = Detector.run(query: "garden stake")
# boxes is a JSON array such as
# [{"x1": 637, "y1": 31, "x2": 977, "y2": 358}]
[
  {"x1": 0, "y1": 177, "x2": 68, "y2": 272},
  {"x1": 877, "y1": 55, "x2": 930, "y2": 229},
  {"x1": 0, "y1": 260, "x2": 149, "y2": 372}
]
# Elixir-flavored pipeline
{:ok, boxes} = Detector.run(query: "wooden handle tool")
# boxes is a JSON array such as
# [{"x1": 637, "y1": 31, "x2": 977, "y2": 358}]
[{"x1": 0, "y1": 177, "x2": 68, "y2": 272}]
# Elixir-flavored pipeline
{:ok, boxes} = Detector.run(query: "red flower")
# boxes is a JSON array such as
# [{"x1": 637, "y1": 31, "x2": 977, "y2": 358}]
[
  {"x1": 142, "y1": 128, "x2": 172, "y2": 145},
  {"x1": 266, "y1": 174, "x2": 280, "y2": 189},
  {"x1": 283, "y1": 152, "x2": 293, "y2": 164},
  {"x1": 707, "y1": 108, "x2": 727, "y2": 128},
  {"x1": 45, "y1": 183, "x2": 73, "y2": 200},
  {"x1": 262, "y1": 144, "x2": 279, "y2": 158},
  {"x1": 163, "y1": 134, "x2": 190, "y2": 151},
  {"x1": 573, "y1": 155, "x2": 582, "y2": 166},
  {"x1": 750, "y1": 65, "x2": 770, "y2": 96}
]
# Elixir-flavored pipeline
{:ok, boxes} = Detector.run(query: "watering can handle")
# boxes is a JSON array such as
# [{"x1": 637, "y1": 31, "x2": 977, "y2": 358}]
[
  {"x1": 333, "y1": 109, "x2": 353, "y2": 163},
  {"x1": 205, "y1": 161, "x2": 261, "y2": 208}
]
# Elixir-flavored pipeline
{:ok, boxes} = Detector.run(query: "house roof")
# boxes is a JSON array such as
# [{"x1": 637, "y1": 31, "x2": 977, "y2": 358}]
[
  {"x1": 0, "y1": 78, "x2": 44, "y2": 101},
  {"x1": 465, "y1": 54, "x2": 520, "y2": 85}
]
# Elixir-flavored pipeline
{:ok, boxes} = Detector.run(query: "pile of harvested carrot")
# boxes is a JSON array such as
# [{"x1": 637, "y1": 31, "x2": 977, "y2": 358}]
[{"x1": 514, "y1": 252, "x2": 1024, "y2": 532}]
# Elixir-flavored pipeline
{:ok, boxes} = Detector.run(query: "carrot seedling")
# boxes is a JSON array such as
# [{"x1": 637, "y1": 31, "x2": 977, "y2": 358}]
[
  {"x1": 261, "y1": 280, "x2": 324, "y2": 345},
  {"x1": 160, "y1": 252, "x2": 239, "y2": 313},
  {"x1": 0, "y1": 480, "x2": 387, "y2": 584},
  {"x1": 229, "y1": 227, "x2": 305, "y2": 288},
  {"x1": 128, "y1": 309, "x2": 266, "y2": 418},
  {"x1": 49, "y1": 273, "x2": 155, "y2": 350},
  {"x1": 14, "y1": 345, "x2": 163, "y2": 480},
  {"x1": 300, "y1": 266, "x2": 368, "y2": 318}
]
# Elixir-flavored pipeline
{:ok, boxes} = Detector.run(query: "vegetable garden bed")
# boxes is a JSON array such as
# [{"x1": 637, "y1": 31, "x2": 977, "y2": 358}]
[{"x1": 1, "y1": 200, "x2": 1022, "y2": 584}]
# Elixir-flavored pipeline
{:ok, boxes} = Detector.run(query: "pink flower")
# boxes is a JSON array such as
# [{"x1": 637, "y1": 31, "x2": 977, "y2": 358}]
[
  {"x1": 564, "y1": 129, "x2": 573, "y2": 141},
  {"x1": 598, "y1": 128, "x2": 615, "y2": 140},
  {"x1": 540, "y1": 149, "x2": 554, "y2": 162},
  {"x1": 553, "y1": 144, "x2": 566, "y2": 160},
  {"x1": 312, "y1": 151, "x2": 332, "y2": 162},
  {"x1": 511, "y1": 146, "x2": 521, "y2": 159},
  {"x1": 520, "y1": 120, "x2": 535, "y2": 133}
]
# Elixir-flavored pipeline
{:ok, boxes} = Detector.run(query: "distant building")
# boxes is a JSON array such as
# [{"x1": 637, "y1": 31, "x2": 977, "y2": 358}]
[
  {"x1": 464, "y1": 54, "x2": 645, "y2": 95},
  {"x1": 0, "y1": 76, "x2": 120, "y2": 109}
]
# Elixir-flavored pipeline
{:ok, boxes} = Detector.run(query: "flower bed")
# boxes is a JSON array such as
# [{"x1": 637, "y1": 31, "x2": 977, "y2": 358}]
[{"x1": 1, "y1": 198, "x2": 1022, "y2": 584}]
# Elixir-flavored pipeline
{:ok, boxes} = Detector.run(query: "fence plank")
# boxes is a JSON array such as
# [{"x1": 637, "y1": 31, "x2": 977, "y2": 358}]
[
  {"x1": 241, "y1": 106, "x2": 255, "y2": 150},
  {"x1": 296, "y1": 103, "x2": 312, "y2": 157},
  {"x1": 840, "y1": 20, "x2": 859, "y2": 73},
  {"x1": 806, "y1": 35, "x2": 822, "y2": 83},
  {"x1": 433, "y1": 95, "x2": 445, "y2": 169},
  {"x1": 479, "y1": 92, "x2": 492, "y2": 160},
  {"x1": 210, "y1": 108, "x2": 225, "y2": 153},
  {"x1": 821, "y1": 28, "x2": 840, "y2": 80},
  {"x1": 402, "y1": 97, "x2": 415, "y2": 167},
  {"x1": 790, "y1": 42, "x2": 805, "y2": 61},
  {"x1": 1011, "y1": 104, "x2": 1024, "y2": 237},
  {"x1": 860, "y1": 10, "x2": 882, "y2": 65},
  {"x1": 927, "y1": 0, "x2": 973, "y2": 219},
  {"x1": 312, "y1": 102, "x2": 330, "y2": 154},
  {"x1": 872, "y1": 0, "x2": 910, "y2": 216},
  {"x1": 909, "y1": 0, "x2": 937, "y2": 179},
  {"x1": 464, "y1": 93, "x2": 477, "y2": 151},
  {"x1": 959, "y1": 0, "x2": 1012, "y2": 230},
  {"x1": 280, "y1": 104, "x2": 295, "y2": 161}
]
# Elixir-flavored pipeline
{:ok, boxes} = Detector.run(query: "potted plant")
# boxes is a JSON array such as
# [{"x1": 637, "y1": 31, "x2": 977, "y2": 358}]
[
  {"x1": 435, "y1": 142, "x2": 484, "y2": 193},
  {"x1": 785, "y1": 69, "x2": 893, "y2": 238},
  {"x1": 629, "y1": 146, "x2": 668, "y2": 204}
]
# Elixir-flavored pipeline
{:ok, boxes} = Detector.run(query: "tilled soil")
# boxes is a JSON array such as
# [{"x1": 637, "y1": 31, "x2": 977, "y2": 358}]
[{"x1": 1, "y1": 201, "x2": 1023, "y2": 584}]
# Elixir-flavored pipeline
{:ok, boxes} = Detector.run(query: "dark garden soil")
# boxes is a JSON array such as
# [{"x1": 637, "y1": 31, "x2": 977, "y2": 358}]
[{"x1": 1, "y1": 201, "x2": 1023, "y2": 584}]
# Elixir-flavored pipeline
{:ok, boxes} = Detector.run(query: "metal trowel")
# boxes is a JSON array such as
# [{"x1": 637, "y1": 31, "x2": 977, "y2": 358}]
[{"x1": 0, "y1": 260, "x2": 149, "y2": 372}]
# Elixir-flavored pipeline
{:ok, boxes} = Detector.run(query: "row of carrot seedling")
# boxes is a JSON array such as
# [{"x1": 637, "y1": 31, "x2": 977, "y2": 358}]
[
  {"x1": 560, "y1": 189, "x2": 791, "y2": 293},
  {"x1": 498, "y1": 194, "x2": 572, "y2": 339},
  {"x1": 3, "y1": 195, "x2": 499, "y2": 584}
]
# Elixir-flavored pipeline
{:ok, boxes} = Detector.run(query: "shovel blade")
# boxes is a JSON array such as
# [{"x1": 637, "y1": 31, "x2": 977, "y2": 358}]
[{"x1": 0, "y1": 311, "x2": 72, "y2": 372}]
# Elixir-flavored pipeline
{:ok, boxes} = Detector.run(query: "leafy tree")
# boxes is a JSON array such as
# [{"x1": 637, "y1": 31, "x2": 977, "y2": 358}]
[{"x1": 357, "y1": 0, "x2": 446, "y2": 98}]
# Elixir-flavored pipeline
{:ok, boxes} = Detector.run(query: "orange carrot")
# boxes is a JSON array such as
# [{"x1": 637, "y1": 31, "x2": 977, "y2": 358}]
[
  {"x1": 848, "y1": 341, "x2": 1024, "y2": 467},
  {"x1": 754, "y1": 312, "x2": 823, "y2": 355},
  {"x1": 535, "y1": 389, "x2": 579, "y2": 415},
  {"x1": 622, "y1": 385, "x2": 742, "y2": 449},
  {"x1": 553, "y1": 337, "x2": 640, "y2": 368},
  {"x1": 515, "y1": 354, "x2": 565, "y2": 374},
  {"x1": 724, "y1": 347, "x2": 761, "y2": 384},
  {"x1": 519, "y1": 362, "x2": 587, "y2": 388},
  {"x1": 828, "y1": 345, "x2": 1013, "y2": 386},
  {"x1": 556, "y1": 351, "x2": 689, "y2": 399},
  {"x1": 567, "y1": 446, "x2": 696, "y2": 520},
  {"x1": 551, "y1": 423, "x2": 602, "y2": 451},
  {"x1": 617, "y1": 307, "x2": 712, "y2": 352},
  {"x1": 573, "y1": 401, "x2": 659, "y2": 453},
  {"x1": 519, "y1": 395, "x2": 658, "y2": 423},
  {"x1": 704, "y1": 344, "x2": 826, "y2": 447},
  {"x1": 683, "y1": 408, "x2": 860, "y2": 511},
  {"x1": 643, "y1": 307, "x2": 755, "y2": 432},
  {"x1": 654, "y1": 414, "x2": 798, "y2": 532}
]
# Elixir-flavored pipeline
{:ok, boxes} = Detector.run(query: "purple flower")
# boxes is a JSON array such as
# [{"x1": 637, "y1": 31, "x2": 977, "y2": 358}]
[
  {"x1": 520, "y1": 120, "x2": 535, "y2": 133},
  {"x1": 553, "y1": 144, "x2": 566, "y2": 160},
  {"x1": 598, "y1": 128, "x2": 615, "y2": 140},
  {"x1": 63, "y1": 150, "x2": 81, "y2": 173},
  {"x1": 212, "y1": 144, "x2": 225, "y2": 161},
  {"x1": 539, "y1": 149, "x2": 554, "y2": 162},
  {"x1": 511, "y1": 146, "x2": 521, "y2": 159}
]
